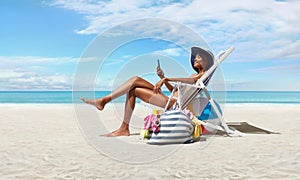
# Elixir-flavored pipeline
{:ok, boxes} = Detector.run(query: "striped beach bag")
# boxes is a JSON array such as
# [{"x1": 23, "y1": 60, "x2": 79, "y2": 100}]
[{"x1": 147, "y1": 110, "x2": 195, "y2": 145}]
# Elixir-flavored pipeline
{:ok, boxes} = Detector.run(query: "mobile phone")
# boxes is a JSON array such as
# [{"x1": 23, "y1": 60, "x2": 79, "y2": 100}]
[{"x1": 157, "y1": 59, "x2": 160, "y2": 67}]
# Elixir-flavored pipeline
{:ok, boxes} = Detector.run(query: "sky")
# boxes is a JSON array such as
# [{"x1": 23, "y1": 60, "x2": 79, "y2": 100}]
[{"x1": 0, "y1": 0, "x2": 299, "y2": 91}]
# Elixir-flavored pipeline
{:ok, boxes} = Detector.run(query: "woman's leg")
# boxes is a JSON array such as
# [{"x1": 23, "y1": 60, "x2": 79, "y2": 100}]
[
  {"x1": 104, "y1": 89, "x2": 136, "y2": 136},
  {"x1": 104, "y1": 86, "x2": 173, "y2": 137},
  {"x1": 80, "y1": 76, "x2": 154, "y2": 110}
]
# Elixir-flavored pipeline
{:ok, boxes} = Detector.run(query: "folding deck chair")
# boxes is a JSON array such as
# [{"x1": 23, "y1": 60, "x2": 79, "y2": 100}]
[{"x1": 165, "y1": 46, "x2": 244, "y2": 137}]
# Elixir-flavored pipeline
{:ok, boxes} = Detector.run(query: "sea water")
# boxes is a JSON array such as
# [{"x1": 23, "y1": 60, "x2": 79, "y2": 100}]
[{"x1": 0, "y1": 91, "x2": 300, "y2": 104}]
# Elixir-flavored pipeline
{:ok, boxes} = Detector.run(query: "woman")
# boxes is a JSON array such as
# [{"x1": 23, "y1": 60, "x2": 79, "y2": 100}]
[{"x1": 80, "y1": 47, "x2": 214, "y2": 137}]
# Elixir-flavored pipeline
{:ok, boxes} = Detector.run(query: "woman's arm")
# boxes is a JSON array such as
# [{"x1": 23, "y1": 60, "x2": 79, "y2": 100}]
[
  {"x1": 164, "y1": 71, "x2": 205, "y2": 84},
  {"x1": 153, "y1": 77, "x2": 193, "y2": 94},
  {"x1": 162, "y1": 79, "x2": 174, "y2": 92},
  {"x1": 156, "y1": 66, "x2": 174, "y2": 92},
  {"x1": 153, "y1": 72, "x2": 205, "y2": 94}
]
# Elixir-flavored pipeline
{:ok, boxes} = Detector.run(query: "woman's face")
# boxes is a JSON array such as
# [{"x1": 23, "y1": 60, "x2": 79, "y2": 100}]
[{"x1": 193, "y1": 53, "x2": 208, "y2": 71}]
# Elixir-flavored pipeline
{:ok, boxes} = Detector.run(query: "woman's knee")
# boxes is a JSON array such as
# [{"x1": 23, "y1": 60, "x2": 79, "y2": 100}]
[
  {"x1": 128, "y1": 76, "x2": 141, "y2": 82},
  {"x1": 128, "y1": 76, "x2": 153, "y2": 90},
  {"x1": 129, "y1": 76, "x2": 144, "y2": 85}
]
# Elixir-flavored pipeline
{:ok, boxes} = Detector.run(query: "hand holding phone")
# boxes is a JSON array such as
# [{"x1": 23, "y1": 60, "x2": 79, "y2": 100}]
[{"x1": 156, "y1": 59, "x2": 164, "y2": 78}]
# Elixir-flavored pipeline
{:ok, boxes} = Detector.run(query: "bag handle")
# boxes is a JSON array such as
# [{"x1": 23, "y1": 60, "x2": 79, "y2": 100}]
[
  {"x1": 164, "y1": 82, "x2": 180, "y2": 112},
  {"x1": 177, "y1": 82, "x2": 182, "y2": 110}
]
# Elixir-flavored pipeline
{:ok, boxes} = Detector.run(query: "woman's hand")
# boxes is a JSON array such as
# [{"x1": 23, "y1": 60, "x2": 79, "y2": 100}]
[
  {"x1": 153, "y1": 78, "x2": 165, "y2": 94},
  {"x1": 156, "y1": 66, "x2": 165, "y2": 79}
]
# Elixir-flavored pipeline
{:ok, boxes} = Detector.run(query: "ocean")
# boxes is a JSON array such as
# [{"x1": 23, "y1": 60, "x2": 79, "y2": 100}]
[{"x1": 0, "y1": 91, "x2": 300, "y2": 104}]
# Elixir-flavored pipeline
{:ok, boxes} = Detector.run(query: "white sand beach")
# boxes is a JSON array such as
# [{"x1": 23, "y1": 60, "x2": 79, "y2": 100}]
[{"x1": 1, "y1": 104, "x2": 300, "y2": 179}]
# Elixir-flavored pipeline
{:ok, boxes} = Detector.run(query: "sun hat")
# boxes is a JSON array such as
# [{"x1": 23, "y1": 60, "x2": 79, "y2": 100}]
[{"x1": 190, "y1": 47, "x2": 214, "y2": 72}]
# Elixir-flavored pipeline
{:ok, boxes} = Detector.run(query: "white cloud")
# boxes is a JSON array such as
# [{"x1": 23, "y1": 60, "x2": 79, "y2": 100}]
[
  {"x1": 48, "y1": 0, "x2": 300, "y2": 62},
  {"x1": 251, "y1": 64, "x2": 300, "y2": 74},
  {"x1": 268, "y1": 39, "x2": 300, "y2": 59},
  {"x1": 43, "y1": 0, "x2": 300, "y2": 91},
  {"x1": 101, "y1": 58, "x2": 126, "y2": 66},
  {"x1": 153, "y1": 48, "x2": 182, "y2": 57},
  {"x1": 0, "y1": 56, "x2": 77, "y2": 90},
  {"x1": 0, "y1": 68, "x2": 73, "y2": 90},
  {"x1": 0, "y1": 56, "x2": 78, "y2": 66}
]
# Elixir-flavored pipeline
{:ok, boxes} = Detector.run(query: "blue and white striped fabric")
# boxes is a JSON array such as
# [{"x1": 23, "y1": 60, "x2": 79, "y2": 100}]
[{"x1": 147, "y1": 110, "x2": 195, "y2": 145}]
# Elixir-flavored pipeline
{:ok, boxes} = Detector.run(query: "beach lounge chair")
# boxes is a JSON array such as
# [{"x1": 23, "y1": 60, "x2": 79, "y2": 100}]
[{"x1": 165, "y1": 46, "x2": 244, "y2": 137}]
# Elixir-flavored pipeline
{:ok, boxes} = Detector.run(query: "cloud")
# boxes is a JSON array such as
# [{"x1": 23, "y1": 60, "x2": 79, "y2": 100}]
[
  {"x1": 42, "y1": 0, "x2": 300, "y2": 91},
  {"x1": 0, "y1": 56, "x2": 77, "y2": 90},
  {"x1": 101, "y1": 58, "x2": 126, "y2": 66},
  {"x1": 0, "y1": 68, "x2": 73, "y2": 90},
  {"x1": 153, "y1": 48, "x2": 183, "y2": 57},
  {"x1": 224, "y1": 79, "x2": 255, "y2": 91},
  {"x1": 0, "y1": 56, "x2": 78, "y2": 66},
  {"x1": 0, "y1": 55, "x2": 131, "y2": 90},
  {"x1": 251, "y1": 63, "x2": 300, "y2": 74},
  {"x1": 267, "y1": 39, "x2": 300, "y2": 59},
  {"x1": 48, "y1": 0, "x2": 300, "y2": 62}
]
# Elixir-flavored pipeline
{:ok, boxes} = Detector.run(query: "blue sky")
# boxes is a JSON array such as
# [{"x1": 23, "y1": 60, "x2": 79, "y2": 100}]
[{"x1": 0, "y1": 0, "x2": 299, "y2": 91}]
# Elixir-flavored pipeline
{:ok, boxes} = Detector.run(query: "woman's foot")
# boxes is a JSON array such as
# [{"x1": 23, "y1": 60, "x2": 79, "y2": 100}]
[
  {"x1": 80, "y1": 97, "x2": 106, "y2": 111},
  {"x1": 102, "y1": 128, "x2": 130, "y2": 137}
]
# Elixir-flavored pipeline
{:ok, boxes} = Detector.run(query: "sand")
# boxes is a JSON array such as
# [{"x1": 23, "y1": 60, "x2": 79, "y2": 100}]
[{"x1": 0, "y1": 103, "x2": 300, "y2": 179}]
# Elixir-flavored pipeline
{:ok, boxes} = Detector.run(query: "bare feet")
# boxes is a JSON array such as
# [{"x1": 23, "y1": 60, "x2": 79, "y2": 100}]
[
  {"x1": 80, "y1": 97, "x2": 105, "y2": 110},
  {"x1": 102, "y1": 128, "x2": 130, "y2": 137}
]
